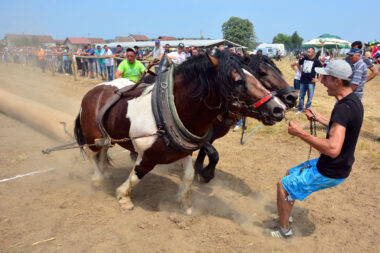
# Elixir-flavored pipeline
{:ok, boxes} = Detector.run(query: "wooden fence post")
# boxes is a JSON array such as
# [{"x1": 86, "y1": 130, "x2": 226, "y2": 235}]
[{"x1": 72, "y1": 55, "x2": 77, "y2": 81}]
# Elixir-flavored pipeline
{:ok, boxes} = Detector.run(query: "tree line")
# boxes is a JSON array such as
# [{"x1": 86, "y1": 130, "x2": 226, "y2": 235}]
[{"x1": 222, "y1": 16, "x2": 304, "y2": 51}]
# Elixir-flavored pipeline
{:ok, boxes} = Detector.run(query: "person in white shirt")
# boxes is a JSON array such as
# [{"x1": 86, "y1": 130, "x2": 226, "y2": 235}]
[
  {"x1": 144, "y1": 40, "x2": 164, "y2": 60},
  {"x1": 103, "y1": 45, "x2": 114, "y2": 81},
  {"x1": 168, "y1": 43, "x2": 187, "y2": 64},
  {"x1": 184, "y1": 46, "x2": 191, "y2": 59}
]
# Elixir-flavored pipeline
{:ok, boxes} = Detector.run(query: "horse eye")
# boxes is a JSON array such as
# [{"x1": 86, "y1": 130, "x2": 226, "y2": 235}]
[
  {"x1": 259, "y1": 71, "x2": 267, "y2": 76},
  {"x1": 236, "y1": 80, "x2": 245, "y2": 85}
]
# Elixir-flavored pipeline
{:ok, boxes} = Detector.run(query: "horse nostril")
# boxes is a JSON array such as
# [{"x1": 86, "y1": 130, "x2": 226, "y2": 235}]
[{"x1": 273, "y1": 106, "x2": 284, "y2": 118}]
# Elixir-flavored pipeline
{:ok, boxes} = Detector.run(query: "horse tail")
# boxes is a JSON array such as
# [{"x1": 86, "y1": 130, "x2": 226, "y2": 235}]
[{"x1": 74, "y1": 113, "x2": 86, "y2": 149}]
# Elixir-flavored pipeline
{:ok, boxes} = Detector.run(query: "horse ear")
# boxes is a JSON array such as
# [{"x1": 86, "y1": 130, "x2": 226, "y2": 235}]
[
  {"x1": 231, "y1": 69, "x2": 243, "y2": 81},
  {"x1": 207, "y1": 53, "x2": 218, "y2": 68}
]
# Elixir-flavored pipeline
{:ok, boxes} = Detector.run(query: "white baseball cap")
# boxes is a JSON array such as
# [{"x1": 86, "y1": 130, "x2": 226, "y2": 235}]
[{"x1": 315, "y1": 60, "x2": 352, "y2": 81}]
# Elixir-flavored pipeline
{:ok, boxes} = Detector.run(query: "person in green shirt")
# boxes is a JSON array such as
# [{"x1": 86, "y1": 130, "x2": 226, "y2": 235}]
[{"x1": 116, "y1": 48, "x2": 146, "y2": 82}]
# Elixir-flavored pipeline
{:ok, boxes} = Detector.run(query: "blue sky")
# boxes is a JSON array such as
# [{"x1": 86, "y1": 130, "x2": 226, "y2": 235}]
[{"x1": 0, "y1": 0, "x2": 377, "y2": 45}]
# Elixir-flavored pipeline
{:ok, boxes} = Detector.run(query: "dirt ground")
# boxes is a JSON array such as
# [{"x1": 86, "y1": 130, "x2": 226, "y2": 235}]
[{"x1": 0, "y1": 61, "x2": 379, "y2": 253}]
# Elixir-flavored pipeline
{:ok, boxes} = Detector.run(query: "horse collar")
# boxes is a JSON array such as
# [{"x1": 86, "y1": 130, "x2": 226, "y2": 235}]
[{"x1": 151, "y1": 62, "x2": 213, "y2": 152}]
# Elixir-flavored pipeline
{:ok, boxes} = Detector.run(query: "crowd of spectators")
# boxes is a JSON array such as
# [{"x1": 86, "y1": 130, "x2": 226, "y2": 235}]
[{"x1": 0, "y1": 40, "x2": 211, "y2": 82}]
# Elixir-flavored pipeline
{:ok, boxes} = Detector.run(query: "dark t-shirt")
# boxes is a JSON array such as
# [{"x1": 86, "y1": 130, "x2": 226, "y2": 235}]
[
  {"x1": 299, "y1": 56, "x2": 322, "y2": 84},
  {"x1": 317, "y1": 93, "x2": 363, "y2": 179}
]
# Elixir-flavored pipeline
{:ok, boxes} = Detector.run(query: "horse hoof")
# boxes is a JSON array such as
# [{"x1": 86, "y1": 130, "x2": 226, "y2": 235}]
[
  {"x1": 186, "y1": 207, "x2": 193, "y2": 216},
  {"x1": 119, "y1": 201, "x2": 134, "y2": 211},
  {"x1": 91, "y1": 177, "x2": 103, "y2": 187}
]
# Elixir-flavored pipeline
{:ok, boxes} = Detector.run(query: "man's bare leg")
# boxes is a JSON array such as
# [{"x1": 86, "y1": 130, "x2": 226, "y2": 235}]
[{"x1": 277, "y1": 180, "x2": 294, "y2": 229}]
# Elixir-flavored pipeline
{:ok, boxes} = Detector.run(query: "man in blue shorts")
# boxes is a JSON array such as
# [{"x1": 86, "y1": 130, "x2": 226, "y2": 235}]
[{"x1": 271, "y1": 60, "x2": 364, "y2": 238}]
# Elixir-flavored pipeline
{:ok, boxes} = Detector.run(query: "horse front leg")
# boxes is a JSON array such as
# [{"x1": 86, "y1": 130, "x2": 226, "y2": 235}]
[
  {"x1": 116, "y1": 156, "x2": 155, "y2": 210},
  {"x1": 199, "y1": 144, "x2": 219, "y2": 183},
  {"x1": 177, "y1": 155, "x2": 195, "y2": 215},
  {"x1": 194, "y1": 147, "x2": 207, "y2": 174}
]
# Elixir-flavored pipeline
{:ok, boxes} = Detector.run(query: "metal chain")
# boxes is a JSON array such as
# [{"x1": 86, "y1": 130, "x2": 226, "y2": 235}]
[
  {"x1": 42, "y1": 130, "x2": 165, "y2": 154},
  {"x1": 300, "y1": 112, "x2": 317, "y2": 174}
]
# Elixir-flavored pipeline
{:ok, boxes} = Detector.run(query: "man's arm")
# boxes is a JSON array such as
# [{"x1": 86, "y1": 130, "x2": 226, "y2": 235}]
[
  {"x1": 366, "y1": 66, "x2": 378, "y2": 82},
  {"x1": 290, "y1": 62, "x2": 297, "y2": 72},
  {"x1": 115, "y1": 70, "x2": 123, "y2": 79},
  {"x1": 143, "y1": 51, "x2": 152, "y2": 59},
  {"x1": 297, "y1": 62, "x2": 302, "y2": 72},
  {"x1": 288, "y1": 121, "x2": 346, "y2": 158}
]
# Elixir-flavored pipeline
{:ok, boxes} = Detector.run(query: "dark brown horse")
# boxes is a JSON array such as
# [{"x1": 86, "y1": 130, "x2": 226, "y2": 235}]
[
  {"x1": 74, "y1": 51, "x2": 286, "y2": 214},
  {"x1": 194, "y1": 54, "x2": 298, "y2": 182}
]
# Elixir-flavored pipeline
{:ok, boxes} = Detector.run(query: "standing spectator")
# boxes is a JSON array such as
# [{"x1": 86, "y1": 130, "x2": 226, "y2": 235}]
[
  {"x1": 115, "y1": 48, "x2": 145, "y2": 82},
  {"x1": 290, "y1": 53, "x2": 305, "y2": 91},
  {"x1": 243, "y1": 51, "x2": 251, "y2": 64},
  {"x1": 296, "y1": 47, "x2": 322, "y2": 113},
  {"x1": 256, "y1": 49, "x2": 263, "y2": 55},
  {"x1": 63, "y1": 47, "x2": 72, "y2": 75},
  {"x1": 271, "y1": 60, "x2": 363, "y2": 239},
  {"x1": 95, "y1": 45, "x2": 106, "y2": 80},
  {"x1": 86, "y1": 44, "x2": 96, "y2": 79},
  {"x1": 184, "y1": 46, "x2": 191, "y2": 58},
  {"x1": 275, "y1": 49, "x2": 281, "y2": 61},
  {"x1": 57, "y1": 47, "x2": 64, "y2": 73},
  {"x1": 168, "y1": 43, "x2": 187, "y2": 64},
  {"x1": 347, "y1": 48, "x2": 368, "y2": 100},
  {"x1": 103, "y1": 45, "x2": 114, "y2": 81},
  {"x1": 320, "y1": 51, "x2": 331, "y2": 67},
  {"x1": 289, "y1": 51, "x2": 293, "y2": 61},
  {"x1": 80, "y1": 45, "x2": 88, "y2": 77},
  {"x1": 114, "y1": 44, "x2": 124, "y2": 67},
  {"x1": 134, "y1": 46, "x2": 143, "y2": 61},
  {"x1": 192, "y1": 48, "x2": 199, "y2": 56},
  {"x1": 345, "y1": 41, "x2": 378, "y2": 83},
  {"x1": 75, "y1": 47, "x2": 82, "y2": 76},
  {"x1": 144, "y1": 40, "x2": 164, "y2": 61},
  {"x1": 218, "y1": 44, "x2": 225, "y2": 51},
  {"x1": 164, "y1": 43, "x2": 171, "y2": 54},
  {"x1": 37, "y1": 47, "x2": 45, "y2": 73}
]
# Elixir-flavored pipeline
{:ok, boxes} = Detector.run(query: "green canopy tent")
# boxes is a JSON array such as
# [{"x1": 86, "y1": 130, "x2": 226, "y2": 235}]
[{"x1": 303, "y1": 34, "x2": 351, "y2": 49}]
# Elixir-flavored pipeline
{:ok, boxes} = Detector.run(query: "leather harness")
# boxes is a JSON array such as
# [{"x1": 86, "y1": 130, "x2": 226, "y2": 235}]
[{"x1": 151, "y1": 55, "x2": 214, "y2": 152}]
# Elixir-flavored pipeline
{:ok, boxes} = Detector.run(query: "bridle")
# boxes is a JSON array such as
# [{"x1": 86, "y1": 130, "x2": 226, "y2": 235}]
[{"x1": 224, "y1": 68, "x2": 277, "y2": 123}]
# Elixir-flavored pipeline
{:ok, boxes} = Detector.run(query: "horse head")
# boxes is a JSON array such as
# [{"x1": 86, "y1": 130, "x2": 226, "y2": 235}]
[
  {"x1": 248, "y1": 54, "x2": 298, "y2": 109},
  {"x1": 208, "y1": 51, "x2": 286, "y2": 126}
]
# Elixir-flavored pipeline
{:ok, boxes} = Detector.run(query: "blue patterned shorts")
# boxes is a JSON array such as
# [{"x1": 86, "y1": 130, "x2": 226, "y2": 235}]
[{"x1": 281, "y1": 158, "x2": 346, "y2": 201}]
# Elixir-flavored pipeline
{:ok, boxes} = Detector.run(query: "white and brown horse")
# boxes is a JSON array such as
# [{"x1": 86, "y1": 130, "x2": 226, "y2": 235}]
[{"x1": 74, "y1": 51, "x2": 286, "y2": 214}]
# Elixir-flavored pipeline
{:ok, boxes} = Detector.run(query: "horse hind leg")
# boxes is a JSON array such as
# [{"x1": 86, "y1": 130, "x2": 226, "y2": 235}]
[
  {"x1": 176, "y1": 155, "x2": 195, "y2": 215},
  {"x1": 85, "y1": 146, "x2": 110, "y2": 187}
]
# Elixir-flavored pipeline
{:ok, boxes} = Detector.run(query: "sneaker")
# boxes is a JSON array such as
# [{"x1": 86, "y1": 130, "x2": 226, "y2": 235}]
[
  {"x1": 295, "y1": 111, "x2": 303, "y2": 115},
  {"x1": 233, "y1": 125, "x2": 241, "y2": 132},
  {"x1": 375, "y1": 137, "x2": 380, "y2": 142},
  {"x1": 270, "y1": 227, "x2": 293, "y2": 239}
]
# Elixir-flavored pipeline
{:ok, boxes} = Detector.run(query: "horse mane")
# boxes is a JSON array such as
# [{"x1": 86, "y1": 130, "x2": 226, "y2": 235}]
[
  {"x1": 248, "y1": 54, "x2": 282, "y2": 75},
  {"x1": 174, "y1": 50, "x2": 249, "y2": 106}
]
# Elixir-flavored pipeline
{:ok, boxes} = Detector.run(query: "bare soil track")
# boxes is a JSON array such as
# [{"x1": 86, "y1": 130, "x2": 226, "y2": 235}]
[{"x1": 0, "y1": 63, "x2": 379, "y2": 252}]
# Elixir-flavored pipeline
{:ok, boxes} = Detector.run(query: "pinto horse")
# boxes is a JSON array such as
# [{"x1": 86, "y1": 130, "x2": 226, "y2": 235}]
[
  {"x1": 74, "y1": 51, "x2": 286, "y2": 213},
  {"x1": 194, "y1": 54, "x2": 298, "y2": 183}
]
